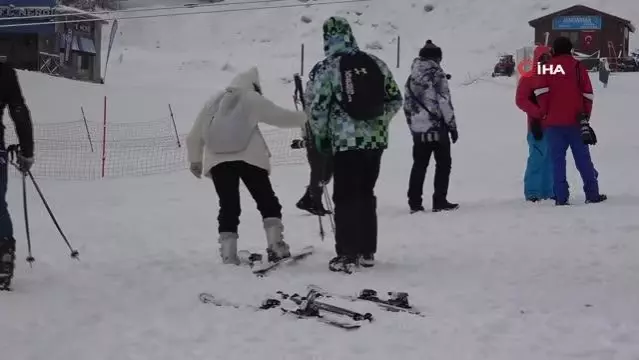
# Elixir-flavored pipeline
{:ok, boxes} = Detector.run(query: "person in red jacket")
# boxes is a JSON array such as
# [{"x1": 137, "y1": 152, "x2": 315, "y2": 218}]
[
  {"x1": 534, "y1": 36, "x2": 605, "y2": 205},
  {"x1": 515, "y1": 45, "x2": 553, "y2": 202}
]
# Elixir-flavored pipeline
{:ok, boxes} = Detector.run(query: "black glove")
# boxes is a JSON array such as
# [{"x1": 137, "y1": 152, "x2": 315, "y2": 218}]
[
  {"x1": 446, "y1": 74, "x2": 452, "y2": 80},
  {"x1": 6, "y1": 144, "x2": 34, "y2": 173},
  {"x1": 290, "y1": 139, "x2": 306, "y2": 149},
  {"x1": 530, "y1": 119, "x2": 543, "y2": 141},
  {"x1": 579, "y1": 117, "x2": 597, "y2": 145},
  {"x1": 448, "y1": 128, "x2": 458, "y2": 144}
]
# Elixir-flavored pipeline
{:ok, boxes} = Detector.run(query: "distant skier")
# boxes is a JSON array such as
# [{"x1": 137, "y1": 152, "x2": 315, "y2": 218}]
[
  {"x1": 534, "y1": 36, "x2": 606, "y2": 205},
  {"x1": 403, "y1": 40, "x2": 459, "y2": 213},
  {"x1": 0, "y1": 61, "x2": 34, "y2": 290},
  {"x1": 186, "y1": 67, "x2": 307, "y2": 264},
  {"x1": 306, "y1": 16, "x2": 402, "y2": 272},
  {"x1": 598, "y1": 58, "x2": 610, "y2": 88},
  {"x1": 515, "y1": 45, "x2": 554, "y2": 202}
]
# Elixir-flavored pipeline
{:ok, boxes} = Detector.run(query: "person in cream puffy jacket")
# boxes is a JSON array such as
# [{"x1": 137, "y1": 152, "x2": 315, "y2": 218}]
[{"x1": 186, "y1": 67, "x2": 307, "y2": 265}]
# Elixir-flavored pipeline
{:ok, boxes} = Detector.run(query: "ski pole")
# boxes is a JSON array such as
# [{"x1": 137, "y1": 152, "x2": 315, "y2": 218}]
[
  {"x1": 294, "y1": 73, "x2": 325, "y2": 241},
  {"x1": 321, "y1": 183, "x2": 335, "y2": 233},
  {"x1": 26, "y1": 170, "x2": 79, "y2": 260},
  {"x1": 7, "y1": 145, "x2": 35, "y2": 265},
  {"x1": 21, "y1": 172, "x2": 35, "y2": 265},
  {"x1": 6, "y1": 145, "x2": 79, "y2": 260}
]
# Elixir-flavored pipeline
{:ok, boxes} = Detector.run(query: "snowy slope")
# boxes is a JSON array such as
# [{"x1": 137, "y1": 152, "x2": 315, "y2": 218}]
[{"x1": 3, "y1": 0, "x2": 639, "y2": 359}]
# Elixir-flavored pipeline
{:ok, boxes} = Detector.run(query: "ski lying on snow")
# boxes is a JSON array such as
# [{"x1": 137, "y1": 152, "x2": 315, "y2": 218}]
[
  {"x1": 198, "y1": 292, "x2": 360, "y2": 330},
  {"x1": 307, "y1": 285, "x2": 425, "y2": 317},
  {"x1": 246, "y1": 245, "x2": 314, "y2": 276}
]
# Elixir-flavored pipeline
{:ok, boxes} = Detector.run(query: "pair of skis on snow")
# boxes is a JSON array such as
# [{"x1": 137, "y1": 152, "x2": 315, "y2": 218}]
[
  {"x1": 200, "y1": 288, "x2": 366, "y2": 330},
  {"x1": 199, "y1": 285, "x2": 424, "y2": 330}
]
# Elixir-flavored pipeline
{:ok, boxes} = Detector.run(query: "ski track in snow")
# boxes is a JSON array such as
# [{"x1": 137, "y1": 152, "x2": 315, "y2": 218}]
[{"x1": 2, "y1": 0, "x2": 639, "y2": 359}]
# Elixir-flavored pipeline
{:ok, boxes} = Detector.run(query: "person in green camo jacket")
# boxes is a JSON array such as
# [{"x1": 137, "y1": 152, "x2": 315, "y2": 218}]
[{"x1": 306, "y1": 16, "x2": 402, "y2": 273}]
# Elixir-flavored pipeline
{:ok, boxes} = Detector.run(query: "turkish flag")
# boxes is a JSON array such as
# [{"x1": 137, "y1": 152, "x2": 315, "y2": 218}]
[{"x1": 580, "y1": 31, "x2": 597, "y2": 52}]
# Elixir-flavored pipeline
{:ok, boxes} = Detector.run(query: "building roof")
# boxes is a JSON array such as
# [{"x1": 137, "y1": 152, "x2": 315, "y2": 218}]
[
  {"x1": 529, "y1": 4, "x2": 635, "y2": 33},
  {"x1": 55, "y1": 5, "x2": 109, "y2": 24}
]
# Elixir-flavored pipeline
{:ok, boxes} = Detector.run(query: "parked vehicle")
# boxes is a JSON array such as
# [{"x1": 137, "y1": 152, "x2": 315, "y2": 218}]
[{"x1": 491, "y1": 54, "x2": 515, "y2": 77}]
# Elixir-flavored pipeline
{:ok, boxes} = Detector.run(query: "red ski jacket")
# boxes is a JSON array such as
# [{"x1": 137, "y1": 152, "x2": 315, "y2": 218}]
[
  {"x1": 515, "y1": 46, "x2": 551, "y2": 128},
  {"x1": 534, "y1": 54, "x2": 593, "y2": 127}
]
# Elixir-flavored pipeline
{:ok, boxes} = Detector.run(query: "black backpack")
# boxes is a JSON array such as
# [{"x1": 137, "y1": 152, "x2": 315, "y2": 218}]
[{"x1": 337, "y1": 51, "x2": 386, "y2": 120}]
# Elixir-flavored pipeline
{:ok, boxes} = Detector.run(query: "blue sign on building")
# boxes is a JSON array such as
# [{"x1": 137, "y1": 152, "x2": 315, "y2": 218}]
[
  {"x1": 552, "y1": 15, "x2": 602, "y2": 30},
  {"x1": 0, "y1": 0, "x2": 57, "y2": 34}
]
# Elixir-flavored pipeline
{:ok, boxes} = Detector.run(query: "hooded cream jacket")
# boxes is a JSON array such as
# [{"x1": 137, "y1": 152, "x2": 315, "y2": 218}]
[{"x1": 186, "y1": 67, "x2": 306, "y2": 177}]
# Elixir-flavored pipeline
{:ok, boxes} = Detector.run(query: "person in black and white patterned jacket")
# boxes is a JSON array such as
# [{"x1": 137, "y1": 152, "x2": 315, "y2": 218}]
[{"x1": 403, "y1": 40, "x2": 459, "y2": 213}]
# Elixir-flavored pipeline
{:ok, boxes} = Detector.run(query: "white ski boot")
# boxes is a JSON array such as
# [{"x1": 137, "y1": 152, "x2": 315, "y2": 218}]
[
  {"x1": 263, "y1": 218, "x2": 290, "y2": 262},
  {"x1": 218, "y1": 232, "x2": 240, "y2": 265}
]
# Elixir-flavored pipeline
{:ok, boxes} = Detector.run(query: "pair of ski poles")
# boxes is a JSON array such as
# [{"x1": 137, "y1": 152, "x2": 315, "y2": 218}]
[
  {"x1": 292, "y1": 74, "x2": 336, "y2": 241},
  {"x1": 6, "y1": 144, "x2": 79, "y2": 265}
]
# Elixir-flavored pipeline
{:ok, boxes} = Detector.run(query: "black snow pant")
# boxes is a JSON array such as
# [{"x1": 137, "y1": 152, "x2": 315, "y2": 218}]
[
  {"x1": 210, "y1": 161, "x2": 282, "y2": 234},
  {"x1": 407, "y1": 132, "x2": 452, "y2": 208},
  {"x1": 332, "y1": 149, "x2": 383, "y2": 257},
  {"x1": 306, "y1": 141, "x2": 333, "y2": 198}
]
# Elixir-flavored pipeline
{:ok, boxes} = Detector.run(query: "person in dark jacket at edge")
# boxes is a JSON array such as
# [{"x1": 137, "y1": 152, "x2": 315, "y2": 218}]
[
  {"x1": 404, "y1": 40, "x2": 459, "y2": 213},
  {"x1": 0, "y1": 60, "x2": 35, "y2": 290},
  {"x1": 534, "y1": 36, "x2": 606, "y2": 206},
  {"x1": 306, "y1": 16, "x2": 402, "y2": 273},
  {"x1": 515, "y1": 45, "x2": 554, "y2": 202}
]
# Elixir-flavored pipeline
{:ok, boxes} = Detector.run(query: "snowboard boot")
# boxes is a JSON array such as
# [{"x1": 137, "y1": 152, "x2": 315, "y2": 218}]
[
  {"x1": 526, "y1": 196, "x2": 540, "y2": 203},
  {"x1": 585, "y1": 194, "x2": 607, "y2": 204},
  {"x1": 263, "y1": 217, "x2": 291, "y2": 262},
  {"x1": 358, "y1": 253, "x2": 375, "y2": 268},
  {"x1": 432, "y1": 198, "x2": 459, "y2": 212},
  {"x1": 218, "y1": 232, "x2": 240, "y2": 265},
  {"x1": 296, "y1": 187, "x2": 331, "y2": 216},
  {"x1": 328, "y1": 255, "x2": 357, "y2": 274},
  {"x1": 0, "y1": 237, "x2": 16, "y2": 290}
]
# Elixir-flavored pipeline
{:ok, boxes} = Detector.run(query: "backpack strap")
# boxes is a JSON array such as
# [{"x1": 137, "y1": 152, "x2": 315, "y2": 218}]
[{"x1": 405, "y1": 77, "x2": 443, "y2": 127}]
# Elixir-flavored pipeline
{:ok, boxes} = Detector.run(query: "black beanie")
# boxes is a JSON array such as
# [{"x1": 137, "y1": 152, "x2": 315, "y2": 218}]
[
  {"x1": 552, "y1": 36, "x2": 573, "y2": 55},
  {"x1": 419, "y1": 39, "x2": 442, "y2": 60}
]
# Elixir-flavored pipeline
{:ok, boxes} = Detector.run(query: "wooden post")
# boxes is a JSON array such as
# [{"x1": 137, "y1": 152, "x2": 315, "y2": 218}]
[
  {"x1": 396, "y1": 36, "x2": 401, "y2": 68},
  {"x1": 300, "y1": 43, "x2": 305, "y2": 76},
  {"x1": 168, "y1": 104, "x2": 181, "y2": 147},
  {"x1": 80, "y1": 106, "x2": 94, "y2": 152},
  {"x1": 101, "y1": 96, "x2": 107, "y2": 178}
]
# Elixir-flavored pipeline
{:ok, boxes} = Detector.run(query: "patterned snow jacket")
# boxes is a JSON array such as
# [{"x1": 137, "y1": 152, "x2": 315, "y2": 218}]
[
  {"x1": 404, "y1": 57, "x2": 456, "y2": 135},
  {"x1": 305, "y1": 16, "x2": 403, "y2": 154}
]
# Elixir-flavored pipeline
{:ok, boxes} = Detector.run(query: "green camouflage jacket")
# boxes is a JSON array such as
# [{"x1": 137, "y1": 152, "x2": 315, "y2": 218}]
[{"x1": 304, "y1": 16, "x2": 403, "y2": 154}]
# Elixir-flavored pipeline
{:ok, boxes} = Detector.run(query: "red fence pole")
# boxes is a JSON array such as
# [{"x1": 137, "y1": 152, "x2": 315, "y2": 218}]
[{"x1": 101, "y1": 96, "x2": 107, "y2": 178}]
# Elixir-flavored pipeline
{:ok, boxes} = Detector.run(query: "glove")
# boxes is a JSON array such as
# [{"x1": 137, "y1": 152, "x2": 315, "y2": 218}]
[
  {"x1": 530, "y1": 119, "x2": 543, "y2": 141},
  {"x1": 290, "y1": 139, "x2": 306, "y2": 149},
  {"x1": 449, "y1": 128, "x2": 458, "y2": 144},
  {"x1": 16, "y1": 154, "x2": 34, "y2": 173},
  {"x1": 446, "y1": 74, "x2": 452, "y2": 80},
  {"x1": 580, "y1": 117, "x2": 597, "y2": 145},
  {"x1": 190, "y1": 162, "x2": 203, "y2": 178}
]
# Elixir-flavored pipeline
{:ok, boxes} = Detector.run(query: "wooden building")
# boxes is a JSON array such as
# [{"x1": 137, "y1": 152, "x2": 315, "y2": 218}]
[
  {"x1": 0, "y1": 1, "x2": 106, "y2": 83},
  {"x1": 528, "y1": 5, "x2": 635, "y2": 67}
]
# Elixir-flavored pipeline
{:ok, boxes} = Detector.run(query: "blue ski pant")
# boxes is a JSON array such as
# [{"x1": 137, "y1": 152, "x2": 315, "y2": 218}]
[
  {"x1": 545, "y1": 126, "x2": 599, "y2": 203},
  {"x1": 524, "y1": 132, "x2": 554, "y2": 200},
  {"x1": 0, "y1": 143, "x2": 13, "y2": 240}
]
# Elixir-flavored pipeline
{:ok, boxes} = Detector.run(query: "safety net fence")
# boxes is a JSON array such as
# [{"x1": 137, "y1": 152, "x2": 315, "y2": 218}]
[{"x1": 3, "y1": 115, "x2": 306, "y2": 180}]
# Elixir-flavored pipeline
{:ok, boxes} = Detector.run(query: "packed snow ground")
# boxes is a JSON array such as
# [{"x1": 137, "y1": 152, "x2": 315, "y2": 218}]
[{"x1": 3, "y1": 0, "x2": 639, "y2": 359}]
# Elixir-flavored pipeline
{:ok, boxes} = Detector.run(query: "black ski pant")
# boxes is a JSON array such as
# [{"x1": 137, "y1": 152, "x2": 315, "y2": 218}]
[
  {"x1": 332, "y1": 149, "x2": 383, "y2": 257},
  {"x1": 407, "y1": 133, "x2": 452, "y2": 208},
  {"x1": 210, "y1": 161, "x2": 282, "y2": 234},
  {"x1": 0, "y1": 142, "x2": 13, "y2": 240},
  {"x1": 306, "y1": 142, "x2": 333, "y2": 198}
]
